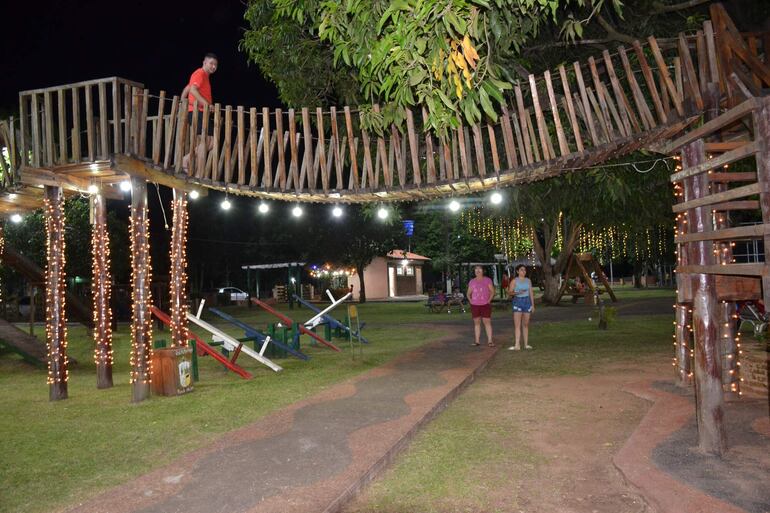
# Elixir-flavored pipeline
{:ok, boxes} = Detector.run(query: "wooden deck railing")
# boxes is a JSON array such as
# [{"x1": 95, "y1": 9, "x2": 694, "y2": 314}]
[{"x1": 1, "y1": 5, "x2": 768, "y2": 202}]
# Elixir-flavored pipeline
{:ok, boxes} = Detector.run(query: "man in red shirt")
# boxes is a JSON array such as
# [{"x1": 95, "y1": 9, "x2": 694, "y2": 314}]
[{"x1": 181, "y1": 53, "x2": 218, "y2": 172}]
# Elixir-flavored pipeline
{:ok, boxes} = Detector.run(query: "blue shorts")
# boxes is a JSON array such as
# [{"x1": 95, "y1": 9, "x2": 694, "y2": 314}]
[{"x1": 512, "y1": 296, "x2": 532, "y2": 313}]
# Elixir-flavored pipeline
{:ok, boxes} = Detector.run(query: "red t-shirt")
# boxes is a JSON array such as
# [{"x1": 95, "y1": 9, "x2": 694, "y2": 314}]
[{"x1": 187, "y1": 68, "x2": 212, "y2": 111}]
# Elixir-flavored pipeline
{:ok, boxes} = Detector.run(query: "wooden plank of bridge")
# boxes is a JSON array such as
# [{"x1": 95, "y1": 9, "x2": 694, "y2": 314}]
[
  {"x1": 57, "y1": 89, "x2": 67, "y2": 164},
  {"x1": 514, "y1": 84, "x2": 534, "y2": 163},
  {"x1": 174, "y1": 100, "x2": 187, "y2": 173},
  {"x1": 83, "y1": 87, "x2": 94, "y2": 162},
  {"x1": 406, "y1": 109, "x2": 421, "y2": 186},
  {"x1": 189, "y1": 102, "x2": 199, "y2": 176},
  {"x1": 586, "y1": 87, "x2": 611, "y2": 142},
  {"x1": 44, "y1": 91, "x2": 54, "y2": 166},
  {"x1": 618, "y1": 46, "x2": 655, "y2": 130},
  {"x1": 528, "y1": 74, "x2": 553, "y2": 160},
  {"x1": 318, "y1": 108, "x2": 329, "y2": 192},
  {"x1": 139, "y1": 89, "x2": 149, "y2": 158},
  {"x1": 696, "y1": 31, "x2": 709, "y2": 95},
  {"x1": 573, "y1": 62, "x2": 600, "y2": 145},
  {"x1": 330, "y1": 107, "x2": 345, "y2": 188},
  {"x1": 163, "y1": 96, "x2": 178, "y2": 170},
  {"x1": 678, "y1": 35, "x2": 704, "y2": 112},
  {"x1": 302, "y1": 108, "x2": 315, "y2": 190},
  {"x1": 344, "y1": 107, "x2": 359, "y2": 191},
  {"x1": 152, "y1": 91, "x2": 165, "y2": 165},
  {"x1": 237, "y1": 106, "x2": 246, "y2": 185},
  {"x1": 250, "y1": 123, "x2": 264, "y2": 187},
  {"x1": 422, "y1": 108, "x2": 437, "y2": 183},
  {"x1": 393, "y1": 125, "x2": 407, "y2": 187},
  {"x1": 498, "y1": 104, "x2": 518, "y2": 167},
  {"x1": 558, "y1": 64, "x2": 584, "y2": 152},
  {"x1": 472, "y1": 124, "x2": 486, "y2": 179},
  {"x1": 631, "y1": 40, "x2": 667, "y2": 125},
  {"x1": 524, "y1": 109, "x2": 542, "y2": 162},
  {"x1": 544, "y1": 71, "x2": 569, "y2": 156},
  {"x1": 604, "y1": 50, "x2": 640, "y2": 134},
  {"x1": 71, "y1": 88, "x2": 80, "y2": 163},
  {"x1": 19, "y1": 95, "x2": 28, "y2": 167},
  {"x1": 249, "y1": 108, "x2": 258, "y2": 187},
  {"x1": 486, "y1": 124, "x2": 500, "y2": 178},
  {"x1": 588, "y1": 57, "x2": 617, "y2": 139},
  {"x1": 273, "y1": 130, "x2": 288, "y2": 189},
  {"x1": 123, "y1": 84, "x2": 132, "y2": 153},
  {"x1": 359, "y1": 116, "x2": 374, "y2": 189},
  {"x1": 599, "y1": 82, "x2": 627, "y2": 139},
  {"x1": 262, "y1": 108, "x2": 271, "y2": 189},
  {"x1": 510, "y1": 106, "x2": 528, "y2": 166},
  {"x1": 456, "y1": 122, "x2": 470, "y2": 179},
  {"x1": 111, "y1": 81, "x2": 122, "y2": 155},
  {"x1": 674, "y1": 57, "x2": 684, "y2": 106},
  {"x1": 648, "y1": 36, "x2": 685, "y2": 117}
]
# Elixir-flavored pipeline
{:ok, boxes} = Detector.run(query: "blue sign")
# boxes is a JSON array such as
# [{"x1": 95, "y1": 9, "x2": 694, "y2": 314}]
[{"x1": 403, "y1": 220, "x2": 414, "y2": 237}]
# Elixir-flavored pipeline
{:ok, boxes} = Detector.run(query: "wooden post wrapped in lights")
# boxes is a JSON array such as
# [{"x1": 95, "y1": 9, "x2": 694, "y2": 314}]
[
  {"x1": 91, "y1": 194, "x2": 113, "y2": 389},
  {"x1": 0, "y1": 223, "x2": 4, "y2": 308},
  {"x1": 129, "y1": 177, "x2": 153, "y2": 402},
  {"x1": 169, "y1": 189, "x2": 189, "y2": 348},
  {"x1": 673, "y1": 155, "x2": 693, "y2": 387},
  {"x1": 44, "y1": 185, "x2": 68, "y2": 401},
  {"x1": 682, "y1": 138, "x2": 726, "y2": 456}
]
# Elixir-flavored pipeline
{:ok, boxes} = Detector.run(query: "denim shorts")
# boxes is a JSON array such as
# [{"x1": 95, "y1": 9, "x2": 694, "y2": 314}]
[{"x1": 512, "y1": 296, "x2": 532, "y2": 313}]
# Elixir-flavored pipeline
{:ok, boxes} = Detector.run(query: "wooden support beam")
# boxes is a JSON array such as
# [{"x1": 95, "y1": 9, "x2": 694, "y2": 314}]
[
  {"x1": 169, "y1": 189, "x2": 189, "y2": 349},
  {"x1": 664, "y1": 98, "x2": 761, "y2": 153},
  {"x1": 708, "y1": 172, "x2": 756, "y2": 182},
  {"x1": 671, "y1": 182, "x2": 760, "y2": 213},
  {"x1": 44, "y1": 185, "x2": 68, "y2": 401},
  {"x1": 670, "y1": 140, "x2": 759, "y2": 182},
  {"x1": 91, "y1": 194, "x2": 113, "y2": 389},
  {"x1": 129, "y1": 177, "x2": 152, "y2": 403},
  {"x1": 681, "y1": 138, "x2": 727, "y2": 456},
  {"x1": 752, "y1": 99, "x2": 770, "y2": 309},
  {"x1": 675, "y1": 223, "x2": 770, "y2": 243},
  {"x1": 113, "y1": 155, "x2": 206, "y2": 196}
]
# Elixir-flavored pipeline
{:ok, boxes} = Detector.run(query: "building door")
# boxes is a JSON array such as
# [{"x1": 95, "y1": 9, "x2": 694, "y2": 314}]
[{"x1": 395, "y1": 265, "x2": 417, "y2": 295}]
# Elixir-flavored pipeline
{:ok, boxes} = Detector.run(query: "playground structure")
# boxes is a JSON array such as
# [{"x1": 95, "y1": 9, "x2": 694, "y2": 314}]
[
  {"x1": 251, "y1": 297, "x2": 342, "y2": 352},
  {"x1": 293, "y1": 290, "x2": 369, "y2": 344},
  {"x1": 0, "y1": 3, "x2": 766, "y2": 455},
  {"x1": 555, "y1": 252, "x2": 618, "y2": 304}
]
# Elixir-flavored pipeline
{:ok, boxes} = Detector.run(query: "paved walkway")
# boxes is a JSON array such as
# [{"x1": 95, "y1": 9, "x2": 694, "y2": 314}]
[{"x1": 65, "y1": 327, "x2": 500, "y2": 513}]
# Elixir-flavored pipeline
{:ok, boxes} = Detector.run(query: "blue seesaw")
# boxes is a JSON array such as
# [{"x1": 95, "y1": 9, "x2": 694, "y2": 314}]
[
  {"x1": 292, "y1": 292, "x2": 369, "y2": 344},
  {"x1": 208, "y1": 307, "x2": 310, "y2": 361}
]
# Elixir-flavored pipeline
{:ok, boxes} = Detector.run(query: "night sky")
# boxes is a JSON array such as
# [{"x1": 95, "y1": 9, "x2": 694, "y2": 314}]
[{"x1": 1, "y1": 1, "x2": 281, "y2": 114}]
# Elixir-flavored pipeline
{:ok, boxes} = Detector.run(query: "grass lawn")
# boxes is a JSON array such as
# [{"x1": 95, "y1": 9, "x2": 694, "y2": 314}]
[
  {"x1": 0, "y1": 303, "x2": 448, "y2": 513},
  {"x1": 346, "y1": 312, "x2": 674, "y2": 513}
]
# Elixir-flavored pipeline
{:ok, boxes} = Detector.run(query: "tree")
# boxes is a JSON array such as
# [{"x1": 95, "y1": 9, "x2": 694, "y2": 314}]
[
  {"x1": 495, "y1": 155, "x2": 673, "y2": 303},
  {"x1": 307, "y1": 205, "x2": 403, "y2": 302}
]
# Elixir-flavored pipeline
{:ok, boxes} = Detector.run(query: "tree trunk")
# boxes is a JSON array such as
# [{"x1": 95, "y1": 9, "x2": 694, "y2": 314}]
[
  {"x1": 541, "y1": 270, "x2": 561, "y2": 304},
  {"x1": 357, "y1": 265, "x2": 366, "y2": 303}
]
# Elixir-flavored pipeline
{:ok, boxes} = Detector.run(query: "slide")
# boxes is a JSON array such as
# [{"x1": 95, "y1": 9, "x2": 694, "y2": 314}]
[
  {"x1": 0, "y1": 318, "x2": 53, "y2": 367},
  {"x1": 3, "y1": 246, "x2": 93, "y2": 328}
]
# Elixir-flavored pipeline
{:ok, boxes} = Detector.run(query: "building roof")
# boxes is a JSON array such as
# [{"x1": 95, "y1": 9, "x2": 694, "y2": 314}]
[
  {"x1": 241, "y1": 262, "x2": 306, "y2": 270},
  {"x1": 387, "y1": 250, "x2": 431, "y2": 261}
]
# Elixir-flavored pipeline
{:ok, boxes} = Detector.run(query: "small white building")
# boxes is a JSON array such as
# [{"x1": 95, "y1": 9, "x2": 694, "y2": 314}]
[{"x1": 347, "y1": 250, "x2": 430, "y2": 300}]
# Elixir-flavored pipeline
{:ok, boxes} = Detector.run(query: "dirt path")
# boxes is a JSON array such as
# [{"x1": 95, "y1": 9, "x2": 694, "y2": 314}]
[{"x1": 347, "y1": 357, "x2": 671, "y2": 513}]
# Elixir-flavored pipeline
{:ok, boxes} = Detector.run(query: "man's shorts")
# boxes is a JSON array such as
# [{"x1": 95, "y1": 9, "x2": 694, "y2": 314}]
[
  {"x1": 187, "y1": 111, "x2": 214, "y2": 136},
  {"x1": 512, "y1": 296, "x2": 533, "y2": 313},
  {"x1": 470, "y1": 303, "x2": 492, "y2": 319}
]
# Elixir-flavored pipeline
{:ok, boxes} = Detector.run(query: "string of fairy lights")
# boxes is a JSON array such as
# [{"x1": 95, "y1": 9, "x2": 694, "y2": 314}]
[
  {"x1": 128, "y1": 201, "x2": 154, "y2": 387},
  {"x1": 169, "y1": 192, "x2": 190, "y2": 348},
  {"x1": 91, "y1": 196, "x2": 114, "y2": 373},
  {"x1": 43, "y1": 194, "x2": 69, "y2": 388}
]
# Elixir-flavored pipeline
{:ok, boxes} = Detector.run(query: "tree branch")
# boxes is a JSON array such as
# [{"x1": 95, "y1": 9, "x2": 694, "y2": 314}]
[
  {"x1": 523, "y1": 38, "x2": 614, "y2": 53},
  {"x1": 596, "y1": 13, "x2": 636, "y2": 44},
  {"x1": 652, "y1": 0, "x2": 713, "y2": 14}
]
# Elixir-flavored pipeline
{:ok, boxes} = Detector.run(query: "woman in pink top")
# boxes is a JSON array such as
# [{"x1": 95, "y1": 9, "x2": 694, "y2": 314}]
[{"x1": 467, "y1": 265, "x2": 495, "y2": 347}]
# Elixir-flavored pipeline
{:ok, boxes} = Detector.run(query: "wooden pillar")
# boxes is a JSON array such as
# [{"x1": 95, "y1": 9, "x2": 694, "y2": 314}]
[
  {"x1": 129, "y1": 177, "x2": 153, "y2": 402},
  {"x1": 169, "y1": 189, "x2": 189, "y2": 348},
  {"x1": 92, "y1": 194, "x2": 113, "y2": 389},
  {"x1": 44, "y1": 185, "x2": 68, "y2": 401},
  {"x1": 682, "y1": 139, "x2": 726, "y2": 456},
  {"x1": 753, "y1": 99, "x2": 770, "y2": 308},
  {"x1": 0, "y1": 223, "x2": 4, "y2": 310},
  {"x1": 674, "y1": 171, "x2": 693, "y2": 386}
]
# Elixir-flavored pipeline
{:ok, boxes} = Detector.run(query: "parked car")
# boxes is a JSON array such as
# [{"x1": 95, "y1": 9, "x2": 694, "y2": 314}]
[{"x1": 218, "y1": 287, "x2": 249, "y2": 302}]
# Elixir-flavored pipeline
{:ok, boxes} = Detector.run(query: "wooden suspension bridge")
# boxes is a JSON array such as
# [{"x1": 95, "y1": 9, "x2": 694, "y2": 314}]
[{"x1": 0, "y1": 3, "x2": 767, "y2": 455}]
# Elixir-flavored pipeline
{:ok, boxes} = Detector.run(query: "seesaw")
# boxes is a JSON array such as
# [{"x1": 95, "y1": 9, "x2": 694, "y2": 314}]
[
  {"x1": 150, "y1": 306, "x2": 252, "y2": 379},
  {"x1": 250, "y1": 297, "x2": 341, "y2": 352},
  {"x1": 293, "y1": 290, "x2": 369, "y2": 344},
  {"x1": 208, "y1": 307, "x2": 309, "y2": 361},
  {"x1": 187, "y1": 301, "x2": 282, "y2": 372}
]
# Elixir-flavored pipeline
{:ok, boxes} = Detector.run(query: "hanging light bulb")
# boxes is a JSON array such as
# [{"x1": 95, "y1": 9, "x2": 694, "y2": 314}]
[
  {"x1": 258, "y1": 202, "x2": 269, "y2": 214},
  {"x1": 332, "y1": 205, "x2": 343, "y2": 218},
  {"x1": 292, "y1": 205, "x2": 303, "y2": 217},
  {"x1": 119, "y1": 181, "x2": 132, "y2": 192},
  {"x1": 490, "y1": 191, "x2": 503, "y2": 205},
  {"x1": 220, "y1": 198, "x2": 231, "y2": 211},
  {"x1": 377, "y1": 206, "x2": 389, "y2": 219},
  {"x1": 448, "y1": 199, "x2": 461, "y2": 213},
  {"x1": 189, "y1": 190, "x2": 200, "y2": 200},
  {"x1": 87, "y1": 183, "x2": 99, "y2": 194},
  {"x1": 10, "y1": 213, "x2": 22, "y2": 224}
]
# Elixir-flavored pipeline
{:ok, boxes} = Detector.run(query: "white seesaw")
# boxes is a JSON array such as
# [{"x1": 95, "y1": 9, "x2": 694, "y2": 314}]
[
  {"x1": 303, "y1": 290, "x2": 352, "y2": 330},
  {"x1": 187, "y1": 300, "x2": 282, "y2": 372}
]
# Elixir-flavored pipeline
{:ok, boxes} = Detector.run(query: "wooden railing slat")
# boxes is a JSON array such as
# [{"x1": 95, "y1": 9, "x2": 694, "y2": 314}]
[
  {"x1": 344, "y1": 107, "x2": 359, "y2": 191},
  {"x1": 237, "y1": 106, "x2": 246, "y2": 185},
  {"x1": 544, "y1": 70, "x2": 569, "y2": 156},
  {"x1": 572, "y1": 62, "x2": 600, "y2": 145},
  {"x1": 405, "y1": 109, "x2": 421, "y2": 186},
  {"x1": 57, "y1": 89, "x2": 67, "y2": 164},
  {"x1": 514, "y1": 85, "x2": 535, "y2": 162},
  {"x1": 163, "y1": 96, "x2": 179, "y2": 170},
  {"x1": 301, "y1": 108, "x2": 315, "y2": 190},
  {"x1": 422, "y1": 108, "x2": 437, "y2": 183},
  {"x1": 648, "y1": 36, "x2": 685, "y2": 116},
  {"x1": 528, "y1": 74, "x2": 553, "y2": 160},
  {"x1": 261, "y1": 108, "x2": 271, "y2": 189},
  {"x1": 83, "y1": 87, "x2": 94, "y2": 162},
  {"x1": 557, "y1": 64, "x2": 584, "y2": 152}
]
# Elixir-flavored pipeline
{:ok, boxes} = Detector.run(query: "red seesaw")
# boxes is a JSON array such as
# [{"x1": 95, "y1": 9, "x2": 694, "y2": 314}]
[
  {"x1": 150, "y1": 306, "x2": 253, "y2": 379},
  {"x1": 250, "y1": 298, "x2": 341, "y2": 352}
]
